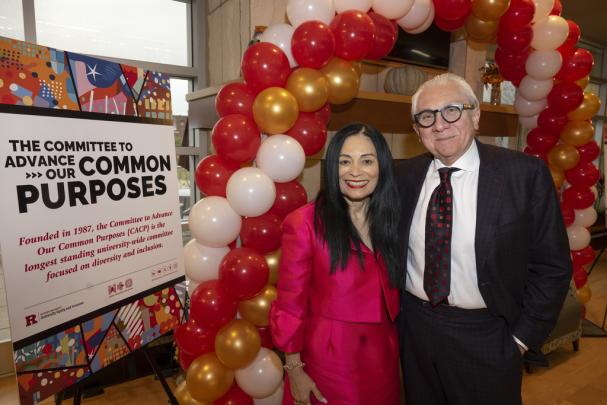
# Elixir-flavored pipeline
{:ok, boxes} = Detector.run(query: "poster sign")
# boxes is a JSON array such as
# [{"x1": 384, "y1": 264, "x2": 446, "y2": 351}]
[{"x1": 0, "y1": 112, "x2": 184, "y2": 344}]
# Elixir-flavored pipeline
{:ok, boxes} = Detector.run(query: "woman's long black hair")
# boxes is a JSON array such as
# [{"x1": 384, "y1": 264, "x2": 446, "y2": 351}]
[{"x1": 314, "y1": 123, "x2": 403, "y2": 287}]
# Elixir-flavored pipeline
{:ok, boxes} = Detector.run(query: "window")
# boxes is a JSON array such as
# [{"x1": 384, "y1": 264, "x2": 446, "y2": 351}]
[
  {"x1": 0, "y1": 0, "x2": 25, "y2": 40},
  {"x1": 34, "y1": 0, "x2": 189, "y2": 65}
]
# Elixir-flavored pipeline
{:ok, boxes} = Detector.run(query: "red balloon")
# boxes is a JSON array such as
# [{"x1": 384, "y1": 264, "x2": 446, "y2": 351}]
[
  {"x1": 195, "y1": 155, "x2": 240, "y2": 197},
  {"x1": 257, "y1": 326, "x2": 275, "y2": 350},
  {"x1": 497, "y1": 24, "x2": 532, "y2": 54},
  {"x1": 538, "y1": 108, "x2": 568, "y2": 134},
  {"x1": 214, "y1": 384, "x2": 253, "y2": 405},
  {"x1": 287, "y1": 113, "x2": 328, "y2": 156},
  {"x1": 435, "y1": 13, "x2": 469, "y2": 32},
  {"x1": 366, "y1": 12, "x2": 398, "y2": 59},
  {"x1": 312, "y1": 103, "x2": 331, "y2": 126},
  {"x1": 219, "y1": 248, "x2": 269, "y2": 300},
  {"x1": 269, "y1": 180, "x2": 308, "y2": 219},
  {"x1": 565, "y1": 162, "x2": 600, "y2": 189},
  {"x1": 550, "y1": 0, "x2": 562, "y2": 15},
  {"x1": 241, "y1": 42, "x2": 291, "y2": 94},
  {"x1": 572, "y1": 246, "x2": 596, "y2": 267},
  {"x1": 329, "y1": 10, "x2": 375, "y2": 61},
  {"x1": 560, "y1": 201, "x2": 574, "y2": 226},
  {"x1": 562, "y1": 186, "x2": 595, "y2": 210},
  {"x1": 292, "y1": 21, "x2": 336, "y2": 69},
  {"x1": 526, "y1": 127, "x2": 558, "y2": 153},
  {"x1": 555, "y1": 48, "x2": 594, "y2": 83},
  {"x1": 240, "y1": 213, "x2": 283, "y2": 254},
  {"x1": 577, "y1": 141, "x2": 600, "y2": 165},
  {"x1": 547, "y1": 82, "x2": 584, "y2": 115},
  {"x1": 495, "y1": 47, "x2": 529, "y2": 83},
  {"x1": 178, "y1": 350, "x2": 197, "y2": 371},
  {"x1": 498, "y1": 0, "x2": 535, "y2": 32},
  {"x1": 557, "y1": 20, "x2": 580, "y2": 56},
  {"x1": 189, "y1": 280, "x2": 238, "y2": 329},
  {"x1": 174, "y1": 319, "x2": 218, "y2": 357},
  {"x1": 216, "y1": 83, "x2": 255, "y2": 118},
  {"x1": 523, "y1": 146, "x2": 547, "y2": 163},
  {"x1": 211, "y1": 114, "x2": 261, "y2": 164},
  {"x1": 573, "y1": 266, "x2": 588, "y2": 289},
  {"x1": 433, "y1": 0, "x2": 472, "y2": 21}
]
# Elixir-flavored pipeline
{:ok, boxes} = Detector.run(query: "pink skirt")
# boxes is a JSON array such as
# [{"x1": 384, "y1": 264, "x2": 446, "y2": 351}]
[{"x1": 282, "y1": 309, "x2": 400, "y2": 405}]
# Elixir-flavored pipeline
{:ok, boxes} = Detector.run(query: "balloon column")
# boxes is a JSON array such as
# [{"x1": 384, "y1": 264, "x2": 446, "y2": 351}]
[{"x1": 176, "y1": 0, "x2": 598, "y2": 402}]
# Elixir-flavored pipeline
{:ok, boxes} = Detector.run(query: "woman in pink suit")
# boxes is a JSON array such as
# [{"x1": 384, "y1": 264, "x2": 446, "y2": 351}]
[{"x1": 270, "y1": 123, "x2": 403, "y2": 405}]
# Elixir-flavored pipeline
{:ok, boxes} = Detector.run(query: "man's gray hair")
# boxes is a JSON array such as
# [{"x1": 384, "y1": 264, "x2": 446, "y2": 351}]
[{"x1": 411, "y1": 73, "x2": 480, "y2": 118}]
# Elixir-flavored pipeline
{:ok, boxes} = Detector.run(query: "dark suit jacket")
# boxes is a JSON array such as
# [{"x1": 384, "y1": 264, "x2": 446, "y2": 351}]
[{"x1": 396, "y1": 140, "x2": 572, "y2": 352}]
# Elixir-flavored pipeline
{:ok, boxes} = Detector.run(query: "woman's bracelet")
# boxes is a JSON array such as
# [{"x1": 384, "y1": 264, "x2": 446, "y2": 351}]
[{"x1": 283, "y1": 360, "x2": 306, "y2": 371}]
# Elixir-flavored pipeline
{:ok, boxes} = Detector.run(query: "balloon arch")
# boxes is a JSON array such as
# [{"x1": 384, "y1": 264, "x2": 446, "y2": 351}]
[{"x1": 175, "y1": 0, "x2": 600, "y2": 402}]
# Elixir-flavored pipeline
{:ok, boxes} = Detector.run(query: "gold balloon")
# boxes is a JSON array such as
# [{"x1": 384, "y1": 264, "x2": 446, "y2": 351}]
[
  {"x1": 549, "y1": 165, "x2": 565, "y2": 189},
  {"x1": 252, "y1": 87, "x2": 299, "y2": 134},
  {"x1": 576, "y1": 284, "x2": 592, "y2": 304},
  {"x1": 351, "y1": 60, "x2": 363, "y2": 77},
  {"x1": 286, "y1": 68, "x2": 330, "y2": 112},
  {"x1": 547, "y1": 143, "x2": 580, "y2": 171},
  {"x1": 238, "y1": 285, "x2": 278, "y2": 327},
  {"x1": 472, "y1": 0, "x2": 511, "y2": 21},
  {"x1": 265, "y1": 250, "x2": 281, "y2": 285},
  {"x1": 215, "y1": 319, "x2": 261, "y2": 369},
  {"x1": 186, "y1": 353, "x2": 234, "y2": 402},
  {"x1": 465, "y1": 16, "x2": 499, "y2": 42},
  {"x1": 174, "y1": 381, "x2": 210, "y2": 405},
  {"x1": 575, "y1": 75, "x2": 590, "y2": 90},
  {"x1": 320, "y1": 57, "x2": 360, "y2": 105},
  {"x1": 560, "y1": 120, "x2": 595, "y2": 146},
  {"x1": 567, "y1": 92, "x2": 601, "y2": 121}
]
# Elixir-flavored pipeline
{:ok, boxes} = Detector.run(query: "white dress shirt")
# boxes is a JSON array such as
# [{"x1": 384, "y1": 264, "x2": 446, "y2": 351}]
[{"x1": 406, "y1": 141, "x2": 487, "y2": 309}]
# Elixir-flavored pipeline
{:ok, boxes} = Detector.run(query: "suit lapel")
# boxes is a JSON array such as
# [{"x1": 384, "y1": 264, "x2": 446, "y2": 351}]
[{"x1": 474, "y1": 141, "x2": 505, "y2": 274}]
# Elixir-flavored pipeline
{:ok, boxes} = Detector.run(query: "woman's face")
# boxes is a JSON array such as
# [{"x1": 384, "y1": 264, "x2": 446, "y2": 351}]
[{"x1": 338, "y1": 134, "x2": 379, "y2": 203}]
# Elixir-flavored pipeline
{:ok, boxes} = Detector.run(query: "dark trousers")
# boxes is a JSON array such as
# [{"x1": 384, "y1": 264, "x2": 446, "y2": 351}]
[{"x1": 401, "y1": 291, "x2": 523, "y2": 405}]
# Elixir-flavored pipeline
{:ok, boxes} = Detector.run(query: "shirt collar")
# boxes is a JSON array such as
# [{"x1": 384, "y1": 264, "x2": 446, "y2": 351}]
[{"x1": 431, "y1": 140, "x2": 480, "y2": 174}]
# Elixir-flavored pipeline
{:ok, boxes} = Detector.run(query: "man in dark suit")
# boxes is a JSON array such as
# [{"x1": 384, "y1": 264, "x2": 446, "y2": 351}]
[{"x1": 396, "y1": 73, "x2": 572, "y2": 405}]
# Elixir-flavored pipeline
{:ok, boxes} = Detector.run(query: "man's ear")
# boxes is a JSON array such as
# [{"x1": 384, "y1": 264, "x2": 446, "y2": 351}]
[{"x1": 472, "y1": 108, "x2": 481, "y2": 131}]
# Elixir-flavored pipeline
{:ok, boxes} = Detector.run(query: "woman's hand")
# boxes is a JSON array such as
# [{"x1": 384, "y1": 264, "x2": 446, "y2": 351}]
[{"x1": 287, "y1": 367, "x2": 327, "y2": 404}]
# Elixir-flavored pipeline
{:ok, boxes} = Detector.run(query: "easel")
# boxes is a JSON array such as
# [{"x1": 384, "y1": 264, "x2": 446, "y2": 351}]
[{"x1": 54, "y1": 345, "x2": 178, "y2": 405}]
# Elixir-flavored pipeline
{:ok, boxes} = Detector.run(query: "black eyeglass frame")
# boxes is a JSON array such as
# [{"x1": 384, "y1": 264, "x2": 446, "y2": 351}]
[{"x1": 413, "y1": 103, "x2": 476, "y2": 128}]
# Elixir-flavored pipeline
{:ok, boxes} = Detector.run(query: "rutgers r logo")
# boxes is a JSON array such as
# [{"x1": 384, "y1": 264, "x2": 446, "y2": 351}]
[{"x1": 25, "y1": 314, "x2": 38, "y2": 327}]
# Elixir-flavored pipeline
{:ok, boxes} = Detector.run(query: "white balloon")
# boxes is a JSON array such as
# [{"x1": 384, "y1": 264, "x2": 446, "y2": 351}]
[
  {"x1": 254, "y1": 382, "x2": 284, "y2": 405},
  {"x1": 260, "y1": 24, "x2": 297, "y2": 68},
  {"x1": 567, "y1": 224, "x2": 591, "y2": 251},
  {"x1": 518, "y1": 114, "x2": 539, "y2": 129},
  {"x1": 287, "y1": 0, "x2": 335, "y2": 28},
  {"x1": 235, "y1": 348, "x2": 284, "y2": 398},
  {"x1": 188, "y1": 196, "x2": 241, "y2": 247},
  {"x1": 334, "y1": 0, "x2": 373, "y2": 13},
  {"x1": 186, "y1": 278, "x2": 200, "y2": 296},
  {"x1": 405, "y1": 4, "x2": 435, "y2": 34},
  {"x1": 531, "y1": 15, "x2": 569, "y2": 51},
  {"x1": 226, "y1": 167, "x2": 276, "y2": 217},
  {"x1": 525, "y1": 50, "x2": 563, "y2": 80},
  {"x1": 256, "y1": 135, "x2": 306, "y2": 183},
  {"x1": 372, "y1": 0, "x2": 415, "y2": 20},
  {"x1": 532, "y1": 0, "x2": 555, "y2": 23},
  {"x1": 574, "y1": 206, "x2": 598, "y2": 228},
  {"x1": 183, "y1": 239, "x2": 229, "y2": 283},
  {"x1": 518, "y1": 76, "x2": 554, "y2": 101},
  {"x1": 397, "y1": 0, "x2": 432, "y2": 31},
  {"x1": 514, "y1": 94, "x2": 547, "y2": 117}
]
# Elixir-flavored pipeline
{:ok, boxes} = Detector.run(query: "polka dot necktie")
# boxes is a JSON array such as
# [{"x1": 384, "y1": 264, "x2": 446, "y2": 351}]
[{"x1": 424, "y1": 167, "x2": 460, "y2": 307}]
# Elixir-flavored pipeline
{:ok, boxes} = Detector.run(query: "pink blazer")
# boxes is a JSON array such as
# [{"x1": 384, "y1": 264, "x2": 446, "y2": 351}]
[{"x1": 270, "y1": 202, "x2": 400, "y2": 353}]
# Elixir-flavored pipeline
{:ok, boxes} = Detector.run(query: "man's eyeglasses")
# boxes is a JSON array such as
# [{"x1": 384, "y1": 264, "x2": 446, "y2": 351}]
[{"x1": 413, "y1": 103, "x2": 476, "y2": 128}]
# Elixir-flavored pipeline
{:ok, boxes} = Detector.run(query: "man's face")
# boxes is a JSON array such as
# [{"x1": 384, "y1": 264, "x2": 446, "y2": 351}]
[{"x1": 413, "y1": 82, "x2": 480, "y2": 166}]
